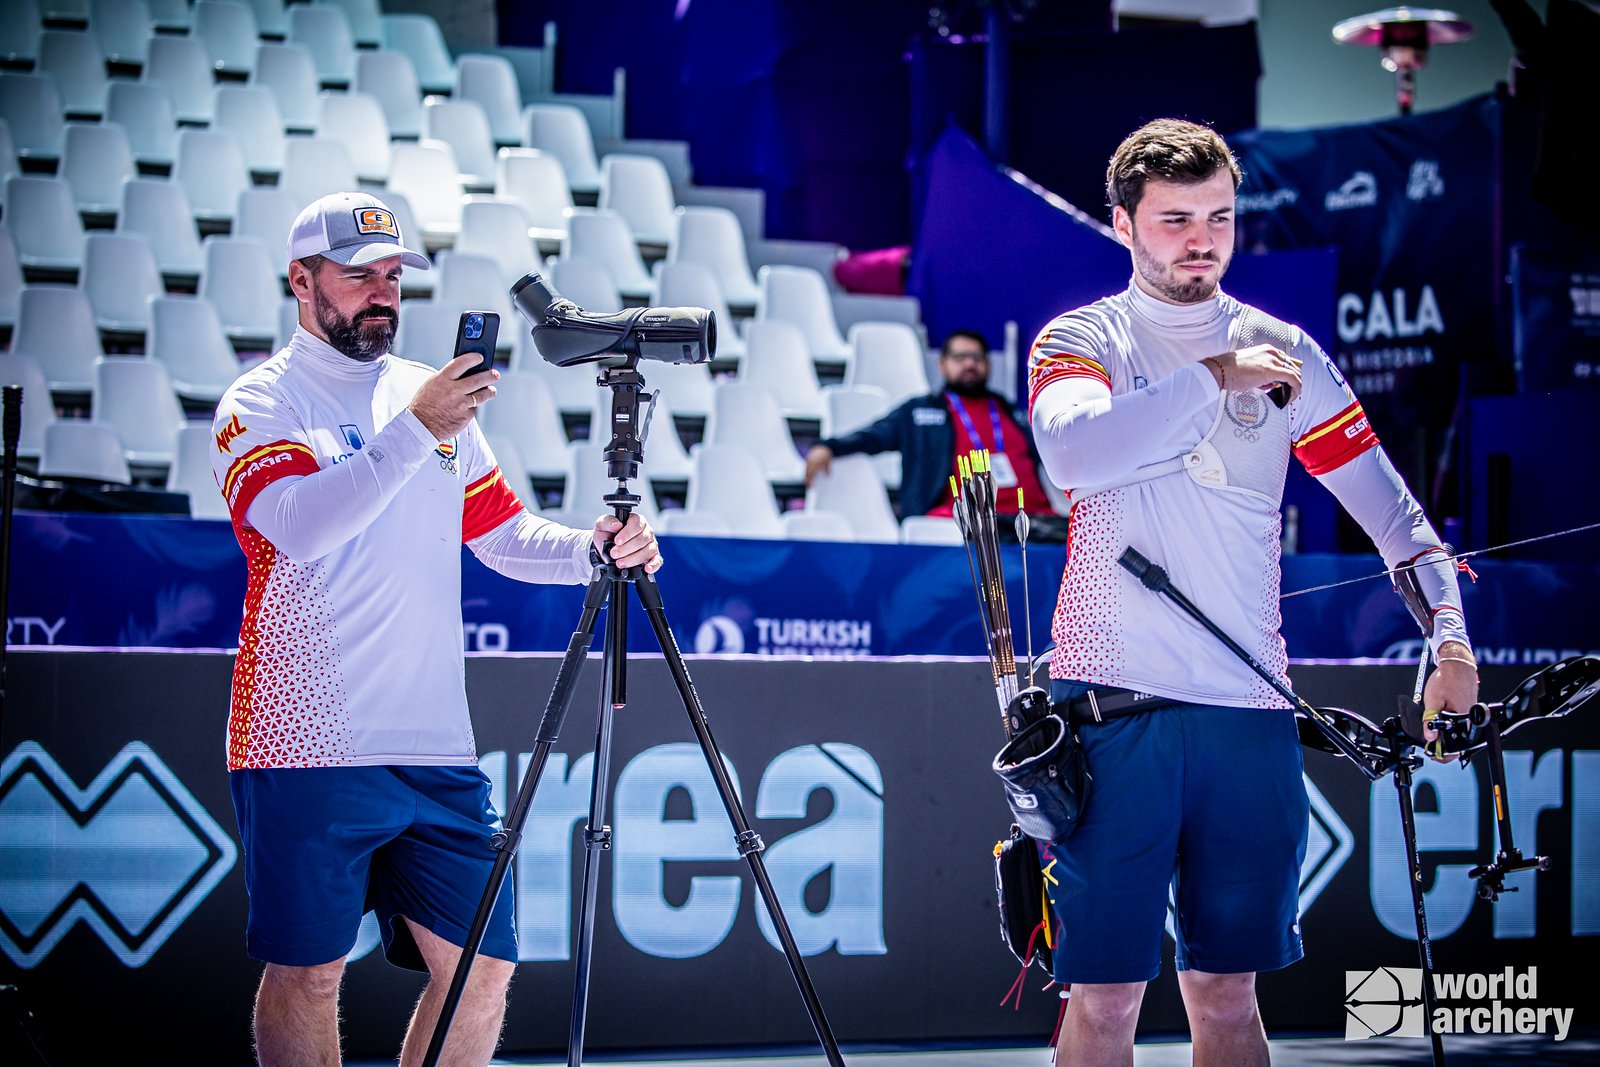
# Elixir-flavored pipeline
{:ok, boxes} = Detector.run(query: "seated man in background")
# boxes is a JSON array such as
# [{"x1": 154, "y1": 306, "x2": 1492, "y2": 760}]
[{"x1": 804, "y1": 329, "x2": 1064, "y2": 538}]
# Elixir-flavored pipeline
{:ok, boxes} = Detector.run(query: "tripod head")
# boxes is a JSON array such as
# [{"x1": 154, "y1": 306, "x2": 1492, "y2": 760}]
[{"x1": 596, "y1": 363, "x2": 655, "y2": 516}]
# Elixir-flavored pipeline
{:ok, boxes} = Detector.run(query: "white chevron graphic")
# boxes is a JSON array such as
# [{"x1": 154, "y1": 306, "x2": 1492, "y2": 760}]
[{"x1": 0, "y1": 742, "x2": 236, "y2": 967}]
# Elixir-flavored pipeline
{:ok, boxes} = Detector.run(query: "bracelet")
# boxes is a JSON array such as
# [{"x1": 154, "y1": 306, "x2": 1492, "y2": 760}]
[
  {"x1": 1435, "y1": 655, "x2": 1478, "y2": 672},
  {"x1": 1203, "y1": 356, "x2": 1226, "y2": 392}
]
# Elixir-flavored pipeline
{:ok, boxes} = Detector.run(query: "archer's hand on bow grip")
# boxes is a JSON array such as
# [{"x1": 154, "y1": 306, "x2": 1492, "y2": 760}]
[
  {"x1": 1422, "y1": 654, "x2": 1480, "y2": 761},
  {"x1": 1423, "y1": 707, "x2": 1466, "y2": 761}
]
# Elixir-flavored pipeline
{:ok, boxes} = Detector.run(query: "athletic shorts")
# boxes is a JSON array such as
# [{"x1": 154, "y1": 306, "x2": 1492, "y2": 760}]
[
  {"x1": 1043, "y1": 680, "x2": 1309, "y2": 985},
  {"x1": 229, "y1": 764, "x2": 516, "y2": 970}
]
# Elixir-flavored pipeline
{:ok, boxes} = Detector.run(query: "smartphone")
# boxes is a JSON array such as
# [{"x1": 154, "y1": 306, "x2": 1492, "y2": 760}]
[{"x1": 454, "y1": 311, "x2": 500, "y2": 375}]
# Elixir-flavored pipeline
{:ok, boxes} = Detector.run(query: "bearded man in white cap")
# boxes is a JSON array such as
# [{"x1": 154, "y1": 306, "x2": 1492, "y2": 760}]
[{"x1": 210, "y1": 192, "x2": 661, "y2": 1065}]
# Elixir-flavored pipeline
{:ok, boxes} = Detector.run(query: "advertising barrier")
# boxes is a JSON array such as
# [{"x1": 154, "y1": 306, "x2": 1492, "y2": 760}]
[{"x1": 0, "y1": 653, "x2": 1594, "y2": 1062}]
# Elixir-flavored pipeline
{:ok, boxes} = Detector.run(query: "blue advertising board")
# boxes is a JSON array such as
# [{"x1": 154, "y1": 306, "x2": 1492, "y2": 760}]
[{"x1": 9, "y1": 511, "x2": 1597, "y2": 665}]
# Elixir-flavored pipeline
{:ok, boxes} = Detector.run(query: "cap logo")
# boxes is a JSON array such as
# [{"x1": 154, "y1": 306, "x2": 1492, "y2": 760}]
[{"x1": 353, "y1": 208, "x2": 398, "y2": 238}]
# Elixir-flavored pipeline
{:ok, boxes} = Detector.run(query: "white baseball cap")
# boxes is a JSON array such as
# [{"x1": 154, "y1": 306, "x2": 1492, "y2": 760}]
[{"x1": 287, "y1": 191, "x2": 431, "y2": 270}]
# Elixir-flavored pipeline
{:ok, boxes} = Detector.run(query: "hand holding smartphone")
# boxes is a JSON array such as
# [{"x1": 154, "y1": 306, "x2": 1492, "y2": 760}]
[{"x1": 454, "y1": 311, "x2": 500, "y2": 376}]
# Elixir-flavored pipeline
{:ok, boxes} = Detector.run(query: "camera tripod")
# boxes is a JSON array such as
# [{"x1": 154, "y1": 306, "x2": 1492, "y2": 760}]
[{"x1": 421, "y1": 365, "x2": 846, "y2": 1067}]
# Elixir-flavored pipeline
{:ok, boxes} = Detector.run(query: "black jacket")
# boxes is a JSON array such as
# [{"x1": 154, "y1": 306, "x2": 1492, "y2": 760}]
[{"x1": 820, "y1": 389, "x2": 1045, "y2": 519}]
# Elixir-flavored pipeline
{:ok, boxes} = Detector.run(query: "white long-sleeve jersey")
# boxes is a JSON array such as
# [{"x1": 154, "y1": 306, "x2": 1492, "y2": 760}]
[
  {"x1": 210, "y1": 328, "x2": 593, "y2": 770},
  {"x1": 1029, "y1": 281, "x2": 1468, "y2": 709}
]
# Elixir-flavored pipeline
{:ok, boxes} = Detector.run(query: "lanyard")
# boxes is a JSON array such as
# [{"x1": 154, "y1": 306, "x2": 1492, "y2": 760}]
[{"x1": 945, "y1": 392, "x2": 1007, "y2": 454}]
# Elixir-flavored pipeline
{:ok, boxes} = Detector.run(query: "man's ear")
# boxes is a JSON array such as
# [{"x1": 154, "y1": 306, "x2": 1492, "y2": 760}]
[
  {"x1": 287, "y1": 260, "x2": 313, "y2": 304},
  {"x1": 1111, "y1": 205, "x2": 1134, "y2": 249}
]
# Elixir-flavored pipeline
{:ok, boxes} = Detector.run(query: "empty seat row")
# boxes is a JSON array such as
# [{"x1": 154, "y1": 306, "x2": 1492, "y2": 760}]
[
  {"x1": 5, "y1": 220, "x2": 286, "y2": 339},
  {"x1": 28, "y1": 418, "x2": 227, "y2": 519},
  {"x1": 9, "y1": 283, "x2": 254, "y2": 400},
  {"x1": 4, "y1": 71, "x2": 776, "y2": 305},
  {"x1": 3, "y1": 50, "x2": 625, "y2": 204},
  {"x1": 3, "y1": 349, "x2": 202, "y2": 467},
  {"x1": 5, "y1": 201, "x2": 927, "y2": 409},
  {"x1": 667, "y1": 447, "x2": 884, "y2": 541},
  {"x1": 3, "y1": 109, "x2": 663, "y2": 261},
  {"x1": 546, "y1": 439, "x2": 951, "y2": 545},
  {"x1": 4, "y1": 1, "x2": 455, "y2": 90},
  {"x1": 24, "y1": 408, "x2": 955, "y2": 542},
  {"x1": 2, "y1": 28, "x2": 552, "y2": 153}
]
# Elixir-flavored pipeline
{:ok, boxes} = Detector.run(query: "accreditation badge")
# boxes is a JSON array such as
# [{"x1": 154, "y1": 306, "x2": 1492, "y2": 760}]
[{"x1": 989, "y1": 452, "x2": 1018, "y2": 488}]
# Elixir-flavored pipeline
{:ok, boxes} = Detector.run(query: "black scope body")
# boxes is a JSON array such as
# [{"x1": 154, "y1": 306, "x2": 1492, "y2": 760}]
[{"x1": 510, "y1": 272, "x2": 716, "y2": 367}]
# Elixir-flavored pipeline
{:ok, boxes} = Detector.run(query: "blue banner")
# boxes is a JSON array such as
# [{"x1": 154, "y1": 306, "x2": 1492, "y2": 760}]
[
  {"x1": 1230, "y1": 97, "x2": 1501, "y2": 465},
  {"x1": 11, "y1": 512, "x2": 1598, "y2": 665},
  {"x1": 1511, "y1": 242, "x2": 1600, "y2": 390}
]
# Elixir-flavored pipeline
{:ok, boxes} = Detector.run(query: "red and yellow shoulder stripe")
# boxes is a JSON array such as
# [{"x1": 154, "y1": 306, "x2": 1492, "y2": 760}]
[
  {"x1": 221, "y1": 440, "x2": 320, "y2": 517},
  {"x1": 1293, "y1": 401, "x2": 1379, "y2": 476},
  {"x1": 463, "y1": 466, "x2": 525, "y2": 542},
  {"x1": 1028, "y1": 334, "x2": 1111, "y2": 410}
]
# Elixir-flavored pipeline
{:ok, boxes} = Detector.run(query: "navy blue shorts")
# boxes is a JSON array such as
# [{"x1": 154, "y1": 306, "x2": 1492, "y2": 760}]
[
  {"x1": 1043, "y1": 681, "x2": 1309, "y2": 985},
  {"x1": 229, "y1": 764, "x2": 516, "y2": 971}
]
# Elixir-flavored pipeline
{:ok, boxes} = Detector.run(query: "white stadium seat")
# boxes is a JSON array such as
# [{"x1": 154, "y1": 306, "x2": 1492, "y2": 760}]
[
  {"x1": 756, "y1": 264, "x2": 852, "y2": 368},
  {"x1": 806, "y1": 454, "x2": 899, "y2": 543},
  {"x1": 522, "y1": 104, "x2": 602, "y2": 197},
  {"x1": 81, "y1": 231, "x2": 163, "y2": 335},
  {"x1": 39, "y1": 420, "x2": 132, "y2": 485},
  {"x1": 12, "y1": 285, "x2": 104, "y2": 393},
  {"x1": 92, "y1": 357, "x2": 187, "y2": 468},
  {"x1": 682, "y1": 444, "x2": 782, "y2": 539}
]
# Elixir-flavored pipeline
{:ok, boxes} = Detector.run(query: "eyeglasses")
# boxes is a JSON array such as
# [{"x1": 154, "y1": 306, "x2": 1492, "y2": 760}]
[{"x1": 944, "y1": 349, "x2": 988, "y2": 363}]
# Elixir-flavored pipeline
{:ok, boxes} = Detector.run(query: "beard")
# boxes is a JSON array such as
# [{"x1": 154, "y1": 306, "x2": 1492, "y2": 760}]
[
  {"x1": 1131, "y1": 232, "x2": 1230, "y2": 305},
  {"x1": 946, "y1": 376, "x2": 990, "y2": 397},
  {"x1": 313, "y1": 289, "x2": 397, "y2": 362}
]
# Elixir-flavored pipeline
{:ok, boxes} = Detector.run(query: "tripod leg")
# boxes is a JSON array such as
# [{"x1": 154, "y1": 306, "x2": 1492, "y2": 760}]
[
  {"x1": 567, "y1": 576, "x2": 629, "y2": 1067},
  {"x1": 420, "y1": 570, "x2": 610, "y2": 1067},
  {"x1": 1395, "y1": 762, "x2": 1447, "y2": 1067},
  {"x1": 632, "y1": 572, "x2": 847, "y2": 1067}
]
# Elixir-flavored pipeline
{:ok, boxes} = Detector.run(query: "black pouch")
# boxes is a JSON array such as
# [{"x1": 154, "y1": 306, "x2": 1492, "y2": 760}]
[
  {"x1": 994, "y1": 823, "x2": 1053, "y2": 973},
  {"x1": 992, "y1": 713, "x2": 1090, "y2": 844}
]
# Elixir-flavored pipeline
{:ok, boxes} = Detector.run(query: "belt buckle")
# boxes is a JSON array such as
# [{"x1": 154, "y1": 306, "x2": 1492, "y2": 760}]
[{"x1": 1086, "y1": 689, "x2": 1103, "y2": 723}]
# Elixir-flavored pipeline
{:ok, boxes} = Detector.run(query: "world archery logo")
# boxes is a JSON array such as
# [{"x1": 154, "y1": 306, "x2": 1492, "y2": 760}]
[
  {"x1": 1344, "y1": 965, "x2": 1574, "y2": 1041},
  {"x1": 0, "y1": 742, "x2": 237, "y2": 968},
  {"x1": 1345, "y1": 967, "x2": 1427, "y2": 1038}
]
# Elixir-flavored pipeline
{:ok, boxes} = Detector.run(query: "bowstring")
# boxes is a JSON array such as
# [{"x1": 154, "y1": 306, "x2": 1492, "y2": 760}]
[{"x1": 1280, "y1": 521, "x2": 1600, "y2": 600}]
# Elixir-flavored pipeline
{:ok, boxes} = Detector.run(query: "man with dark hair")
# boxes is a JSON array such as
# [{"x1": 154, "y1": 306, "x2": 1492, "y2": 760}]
[
  {"x1": 211, "y1": 191, "x2": 662, "y2": 1065},
  {"x1": 805, "y1": 329, "x2": 1059, "y2": 530},
  {"x1": 1028, "y1": 119, "x2": 1477, "y2": 1065}
]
